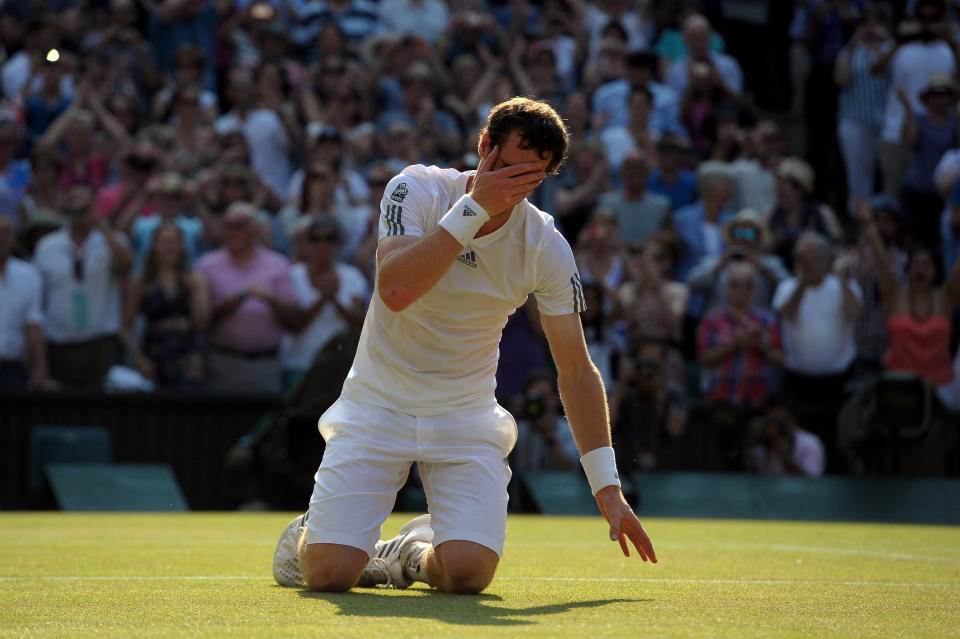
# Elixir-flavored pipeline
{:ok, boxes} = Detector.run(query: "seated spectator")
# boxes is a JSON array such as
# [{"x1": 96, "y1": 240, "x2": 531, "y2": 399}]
[
  {"x1": 768, "y1": 157, "x2": 842, "y2": 271},
  {"x1": 598, "y1": 149, "x2": 671, "y2": 251},
  {"x1": 672, "y1": 160, "x2": 736, "y2": 279},
  {"x1": 120, "y1": 222, "x2": 210, "y2": 388},
  {"x1": 195, "y1": 203, "x2": 300, "y2": 394},
  {"x1": 164, "y1": 85, "x2": 218, "y2": 177},
  {"x1": 898, "y1": 75, "x2": 959, "y2": 248},
  {"x1": 773, "y1": 232, "x2": 862, "y2": 471},
  {"x1": 32, "y1": 182, "x2": 133, "y2": 387},
  {"x1": 856, "y1": 199, "x2": 960, "y2": 407},
  {"x1": 686, "y1": 208, "x2": 789, "y2": 315},
  {"x1": 617, "y1": 237, "x2": 688, "y2": 390},
  {"x1": 281, "y1": 216, "x2": 368, "y2": 390},
  {"x1": 646, "y1": 134, "x2": 698, "y2": 211},
  {"x1": 728, "y1": 121, "x2": 783, "y2": 215},
  {"x1": 0, "y1": 216, "x2": 55, "y2": 389},
  {"x1": 698, "y1": 261, "x2": 784, "y2": 410},
  {"x1": 378, "y1": 0, "x2": 450, "y2": 44},
  {"x1": 512, "y1": 369, "x2": 579, "y2": 474},
  {"x1": 592, "y1": 49, "x2": 685, "y2": 137},
  {"x1": 743, "y1": 394, "x2": 825, "y2": 477},
  {"x1": 609, "y1": 337, "x2": 687, "y2": 473},
  {"x1": 680, "y1": 58, "x2": 739, "y2": 158}
]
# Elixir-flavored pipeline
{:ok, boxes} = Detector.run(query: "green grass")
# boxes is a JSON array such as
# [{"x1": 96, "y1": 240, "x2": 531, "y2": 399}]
[{"x1": 1, "y1": 513, "x2": 958, "y2": 638}]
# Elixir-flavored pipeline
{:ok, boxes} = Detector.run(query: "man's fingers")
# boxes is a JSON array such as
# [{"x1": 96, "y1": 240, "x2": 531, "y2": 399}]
[
  {"x1": 628, "y1": 526, "x2": 658, "y2": 563},
  {"x1": 477, "y1": 145, "x2": 499, "y2": 175},
  {"x1": 618, "y1": 534, "x2": 630, "y2": 557},
  {"x1": 495, "y1": 161, "x2": 547, "y2": 178}
]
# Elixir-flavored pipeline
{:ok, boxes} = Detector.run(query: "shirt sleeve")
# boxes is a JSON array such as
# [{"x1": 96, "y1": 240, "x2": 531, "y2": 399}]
[
  {"x1": 772, "y1": 278, "x2": 796, "y2": 311},
  {"x1": 533, "y1": 232, "x2": 586, "y2": 316},
  {"x1": 378, "y1": 172, "x2": 429, "y2": 240}
]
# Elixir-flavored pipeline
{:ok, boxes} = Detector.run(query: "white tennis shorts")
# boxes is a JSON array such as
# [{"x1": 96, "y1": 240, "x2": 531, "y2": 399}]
[{"x1": 304, "y1": 397, "x2": 518, "y2": 557}]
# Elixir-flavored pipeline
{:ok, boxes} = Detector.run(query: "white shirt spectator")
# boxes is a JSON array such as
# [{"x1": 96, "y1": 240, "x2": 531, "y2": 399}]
[
  {"x1": 215, "y1": 109, "x2": 292, "y2": 198},
  {"x1": 773, "y1": 274, "x2": 863, "y2": 375},
  {"x1": 666, "y1": 52, "x2": 744, "y2": 98},
  {"x1": 748, "y1": 427, "x2": 826, "y2": 476},
  {"x1": 880, "y1": 40, "x2": 957, "y2": 144},
  {"x1": 32, "y1": 228, "x2": 129, "y2": 344},
  {"x1": 377, "y1": 0, "x2": 450, "y2": 43},
  {"x1": 0, "y1": 257, "x2": 43, "y2": 360},
  {"x1": 281, "y1": 261, "x2": 370, "y2": 371}
]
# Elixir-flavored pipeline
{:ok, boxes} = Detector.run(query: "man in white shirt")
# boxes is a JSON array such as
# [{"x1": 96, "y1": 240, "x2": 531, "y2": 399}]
[
  {"x1": 773, "y1": 231, "x2": 862, "y2": 471},
  {"x1": 272, "y1": 97, "x2": 656, "y2": 594},
  {"x1": 0, "y1": 216, "x2": 54, "y2": 389},
  {"x1": 32, "y1": 182, "x2": 133, "y2": 387},
  {"x1": 665, "y1": 13, "x2": 744, "y2": 99}
]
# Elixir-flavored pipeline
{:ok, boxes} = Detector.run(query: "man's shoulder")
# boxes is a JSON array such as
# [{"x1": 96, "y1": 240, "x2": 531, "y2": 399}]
[
  {"x1": 643, "y1": 191, "x2": 671, "y2": 209},
  {"x1": 34, "y1": 228, "x2": 68, "y2": 256},
  {"x1": 195, "y1": 248, "x2": 227, "y2": 272},
  {"x1": 256, "y1": 246, "x2": 293, "y2": 270},
  {"x1": 7, "y1": 256, "x2": 40, "y2": 282},
  {"x1": 386, "y1": 164, "x2": 467, "y2": 205}
]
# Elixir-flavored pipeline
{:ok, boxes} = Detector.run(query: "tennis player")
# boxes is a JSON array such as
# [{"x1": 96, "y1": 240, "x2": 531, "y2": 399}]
[{"x1": 273, "y1": 97, "x2": 657, "y2": 594}]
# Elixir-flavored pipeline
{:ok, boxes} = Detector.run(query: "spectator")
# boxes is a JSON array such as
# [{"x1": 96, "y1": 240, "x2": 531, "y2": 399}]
[
  {"x1": 898, "y1": 75, "x2": 959, "y2": 247},
  {"x1": 837, "y1": 194, "x2": 907, "y2": 376},
  {"x1": 698, "y1": 260, "x2": 784, "y2": 412},
  {"x1": 768, "y1": 157, "x2": 843, "y2": 271},
  {"x1": 617, "y1": 237, "x2": 688, "y2": 390},
  {"x1": 24, "y1": 53, "x2": 72, "y2": 141},
  {"x1": 600, "y1": 84, "x2": 658, "y2": 177},
  {"x1": 576, "y1": 213, "x2": 625, "y2": 291},
  {"x1": 572, "y1": 0, "x2": 654, "y2": 62},
  {"x1": 120, "y1": 222, "x2": 210, "y2": 388},
  {"x1": 146, "y1": 0, "x2": 218, "y2": 91},
  {"x1": 508, "y1": 40, "x2": 567, "y2": 113},
  {"x1": 164, "y1": 84, "x2": 218, "y2": 177},
  {"x1": 18, "y1": 146, "x2": 65, "y2": 232},
  {"x1": 214, "y1": 67, "x2": 292, "y2": 198},
  {"x1": 686, "y1": 208, "x2": 790, "y2": 315},
  {"x1": 834, "y1": 6, "x2": 892, "y2": 214},
  {"x1": 351, "y1": 161, "x2": 394, "y2": 281},
  {"x1": 195, "y1": 202, "x2": 300, "y2": 394},
  {"x1": 36, "y1": 109, "x2": 109, "y2": 191},
  {"x1": 609, "y1": 337, "x2": 687, "y2": 473},
  {"x1": 0, "y1": 216, "x2": 55, "y2": 390},
  {"x1": 32, "y1": 182, "x2": 133, "y2": 387},
  {"x1": 856, "y1": 199, "x2": 960, "y2": 406},
  {"x1": 743, "y1": 394, "x2": 826, "y2": 476},
  {"x1": 378, "y1": 0, "x2": 450, "y2": 44},
  {"x1": 665, "y1": 13, "x2": 744, "y2": 100},
  {"x1": 150, "y1": 44, "x2": 218, "y2": 124},
  {"x1": 512, "y1": 369, "x2": 579, "y2": 473},
  {"x1": 0, "y1": 120, "x2": 31, "y2": 230},
  {"x1": 550, "y1": 139, "x2": 610, "y2": 245},
  {"x1": 646, "y1": 134, "x2": 698, "y2": 211},
  {"x1": 593, "y1": 49, "x2": 685, "y2": 137},
  {"x1": 279, "y1": 158, "x2": 367, "y2": 261},
  {"x1": 728, "y1": 121, "x2": 784, "y2": 216},
  {"x1": 293, "y1": 0, "x2": 380, "y2": 50},
  {"x1": 773, "y1": 231, "x2": 862, "y2": 470},
  {"x1": 281, "y1": 216, "x2": 368, "y2": 390},
  {"x1": 97, "y1": 144, "x2": 159, "y2": 226},
  {"x1": 2, "y1": 16, "x2": 66, "y2": 101},
  {"x1": 286, "y1": 126, "x2": 370, "y2": 209},
  {"x1": 873, "y1": 0, "x2": 960, "y2": 198},
  {"x1": 672, "y1": 160, "x2": 736, "y2": 279},
  {"x1": 597, "y1": 149, "x2": 671, "y2": 246},
  {"x1": 580, "y1": 280, "x2": 620, "y2": 392},
  {"x1": 127, "y1": 172, "x2": 219, "y2": 269}
]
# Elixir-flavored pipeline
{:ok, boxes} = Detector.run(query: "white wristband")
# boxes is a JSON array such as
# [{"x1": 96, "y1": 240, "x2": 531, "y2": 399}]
[
  {"x1": 438, "y1": 194, "x2": 490, "y2": 245},
  {"x1": 580, "y1": 446, "x2": 621, "y2": 496}
]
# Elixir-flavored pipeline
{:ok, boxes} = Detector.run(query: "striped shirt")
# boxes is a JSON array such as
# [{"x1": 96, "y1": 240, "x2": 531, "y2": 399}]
[{"x1": 838, "y1": 44, "x2": 891, "y2": 130}]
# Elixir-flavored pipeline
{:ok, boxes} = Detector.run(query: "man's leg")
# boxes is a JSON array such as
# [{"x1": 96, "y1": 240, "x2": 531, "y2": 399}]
[
  {"x1": 422, "y1": 540, "x2": 499, "y2": 594},
  {"x1": 299, "y1": 538, "x2": 370, "y2": 592}
]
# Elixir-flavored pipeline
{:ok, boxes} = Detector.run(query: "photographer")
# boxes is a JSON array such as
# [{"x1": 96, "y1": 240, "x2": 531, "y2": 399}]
[
  {"x1": 609, "y1": 338, "x2": 687, "y2": 473},
  {"x1": 743, "y1": 394, "x2": 825, "y2": 477},
  {"x1": 511, "y1": 369, "x2": 579, "y2": 473}
]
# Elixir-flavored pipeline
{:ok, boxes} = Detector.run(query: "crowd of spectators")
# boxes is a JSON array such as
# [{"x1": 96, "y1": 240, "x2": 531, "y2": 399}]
[{"x1": 2, "y1": 0, "x2": 960, "y2": 480}]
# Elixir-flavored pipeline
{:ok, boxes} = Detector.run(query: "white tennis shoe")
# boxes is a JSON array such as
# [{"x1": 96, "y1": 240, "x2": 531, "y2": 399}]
[
  {"x1": 272, "y1": 513, "x2": 307, "y2": 587},
  {"x1": 357, "y1": 514, "x2": 433, "y2": 589}
]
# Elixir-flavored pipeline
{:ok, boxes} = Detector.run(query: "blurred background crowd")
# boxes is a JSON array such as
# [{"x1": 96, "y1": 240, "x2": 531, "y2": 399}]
[{"x1": 2, "y1": 0, "x2": 960, "y2": 494}]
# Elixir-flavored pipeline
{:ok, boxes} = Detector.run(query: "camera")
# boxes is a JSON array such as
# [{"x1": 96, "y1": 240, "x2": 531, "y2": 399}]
[{"x1": 522, "y1": 392, "x2": 547, "y2": 420}]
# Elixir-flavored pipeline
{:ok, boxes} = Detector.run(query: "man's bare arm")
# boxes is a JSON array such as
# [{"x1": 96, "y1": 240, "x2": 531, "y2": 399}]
[{"x1": 541, "y1": 312, "x2": 657, "y2": 563}]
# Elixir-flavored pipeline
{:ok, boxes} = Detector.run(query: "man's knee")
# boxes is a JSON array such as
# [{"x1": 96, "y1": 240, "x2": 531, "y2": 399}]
[
  {"x1": 300, "y1": 542, "x2": 369, "y2": 592},
  {"x1": 433, "y1": 541, "x2": 499, "y2": 594}
]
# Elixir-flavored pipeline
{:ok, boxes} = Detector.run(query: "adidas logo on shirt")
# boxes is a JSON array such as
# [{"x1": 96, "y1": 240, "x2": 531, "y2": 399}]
[
  {"x1": 463, "y1": 205, "x2": 477, "y2": 217},
  {"x1": 456, "y1": 250, "x2": 478, "y2": 269}
]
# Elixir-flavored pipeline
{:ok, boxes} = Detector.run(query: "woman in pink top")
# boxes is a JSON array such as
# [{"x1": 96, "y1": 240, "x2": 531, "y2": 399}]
[{"x1": 856, "y1": 201, "x2": 960, "y2": 388}]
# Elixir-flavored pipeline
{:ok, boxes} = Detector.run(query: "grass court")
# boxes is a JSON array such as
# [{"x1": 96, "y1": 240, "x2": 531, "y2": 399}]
[{"x1": 1, "y1": 513, "x2": 958, "y2": 638}]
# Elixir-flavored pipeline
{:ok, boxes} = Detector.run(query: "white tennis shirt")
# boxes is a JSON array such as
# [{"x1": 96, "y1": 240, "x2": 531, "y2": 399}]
[{"x1": 340, "y1": 164, "x2": 585, "y2": 416}]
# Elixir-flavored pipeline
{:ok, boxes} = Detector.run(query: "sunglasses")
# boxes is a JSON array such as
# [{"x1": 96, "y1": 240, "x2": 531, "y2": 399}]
[
  {"x1": 307, "y1": 233, "x2": 338, "y2": 243},
  {"x1": 730, "y1": 226, "x2": 758, "y2": 241}
]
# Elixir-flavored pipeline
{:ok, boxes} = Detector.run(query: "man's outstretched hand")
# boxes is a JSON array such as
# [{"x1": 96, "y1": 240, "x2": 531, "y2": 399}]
[{"x1": 595, "y1": 485, "x2": 658, "y2": 562}]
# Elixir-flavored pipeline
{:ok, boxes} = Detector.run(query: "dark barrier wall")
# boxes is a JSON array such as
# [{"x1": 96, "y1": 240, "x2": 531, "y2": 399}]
[{"x1": 0, "y1": 391, "x2": 279, "y2": 510}]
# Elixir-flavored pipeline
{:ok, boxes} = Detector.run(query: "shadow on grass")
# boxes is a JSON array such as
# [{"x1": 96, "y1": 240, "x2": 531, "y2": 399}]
[{"x1": 297, "y1": 588, "x2": 649, "y2": 626}]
